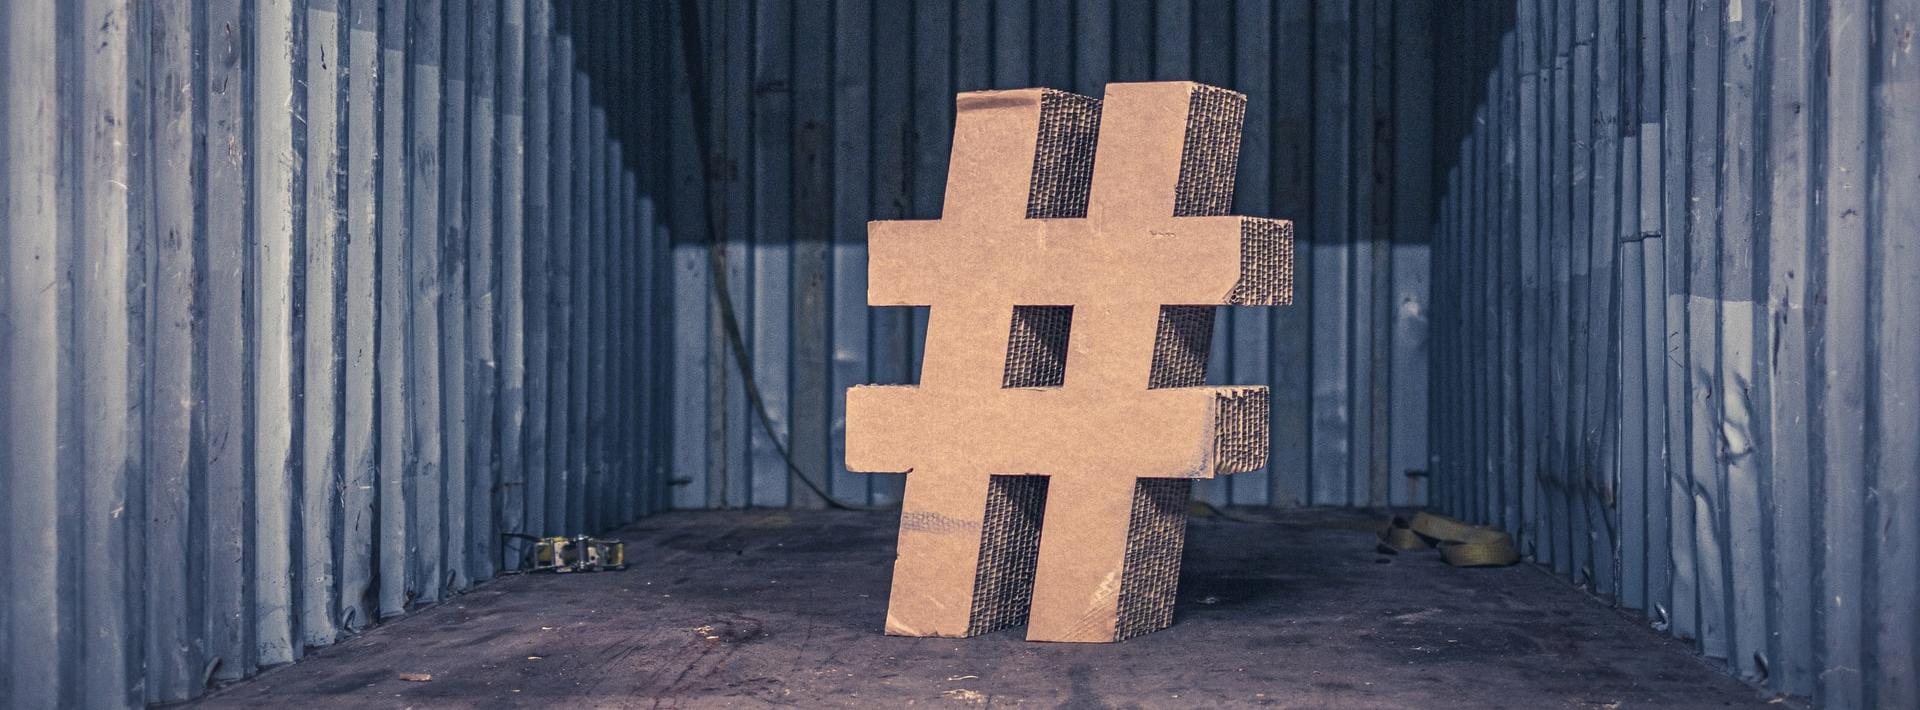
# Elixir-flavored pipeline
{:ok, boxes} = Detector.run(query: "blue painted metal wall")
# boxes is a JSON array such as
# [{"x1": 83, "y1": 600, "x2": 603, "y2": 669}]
[
  {"x1": 0, "y1": 1, "x2": 664, "y2": 706},
  {"x1": 660, "y1": 0, "x2": 1437, "y2": 512},
  {"x1": 26, "y1": 0, "x2": 1916, "y2": 706},
  {"x1": 1429, "y1": 0, "x2": 1920, "y2": 705}
]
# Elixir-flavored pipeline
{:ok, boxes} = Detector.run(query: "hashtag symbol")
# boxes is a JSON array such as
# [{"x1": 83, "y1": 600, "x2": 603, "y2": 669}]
[{"x1": 846, "y1": 82, "x2": 1292, "y2": 643}]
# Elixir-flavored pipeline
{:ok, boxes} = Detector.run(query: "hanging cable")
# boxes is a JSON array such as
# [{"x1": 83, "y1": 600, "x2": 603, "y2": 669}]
[{"x1": 673, "y1": 0, "x2": 889, "y2": 512}]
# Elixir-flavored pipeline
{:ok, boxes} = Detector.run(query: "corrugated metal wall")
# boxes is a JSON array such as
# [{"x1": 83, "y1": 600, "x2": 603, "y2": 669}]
[
  {"x1": 1429, "y1": 0, "x2": 1920, "y2": 706},
  {"x1": 659, "y1": 0, "x2": 1437, "y2": 511},
  {"x1": 32, "y1": 0, "x2": 1920, "y2": 706},
  {"x1": 0, "y1": 1, "x2": 666, "y2": 706}
]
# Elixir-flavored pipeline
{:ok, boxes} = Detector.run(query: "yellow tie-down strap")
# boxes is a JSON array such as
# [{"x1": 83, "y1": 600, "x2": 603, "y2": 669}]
[{"x1": 1377, "y1": 512, "x2": 1518, "y2": 567}]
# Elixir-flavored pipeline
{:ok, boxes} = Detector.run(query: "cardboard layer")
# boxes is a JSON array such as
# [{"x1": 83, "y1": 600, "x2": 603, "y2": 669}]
[{"x1": 846, "y1": 81, "x2": 1292, "y2": 643}]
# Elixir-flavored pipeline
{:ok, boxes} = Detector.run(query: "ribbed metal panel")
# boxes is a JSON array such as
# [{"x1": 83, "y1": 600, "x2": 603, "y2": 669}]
[
  {"x1": 1429, "y1": 0, "x2": 1920, "y2": 705},
  {"x1": 0, "y1": 1, "x2": 662, "y2": 706},
  {"x1": 30, "y1": 0, "x2": 1917, "y2": 706},
  {"x1": 661, "y1": 0, "x2": 1437, "y2": 511}
]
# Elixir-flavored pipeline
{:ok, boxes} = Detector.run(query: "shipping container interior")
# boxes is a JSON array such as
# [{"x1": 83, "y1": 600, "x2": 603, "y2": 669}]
[{"x1": 0, "y1": 0, "x2": 1913, "y2": 707}]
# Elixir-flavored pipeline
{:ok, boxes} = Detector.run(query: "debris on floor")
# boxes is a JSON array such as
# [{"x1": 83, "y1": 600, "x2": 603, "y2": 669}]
[
  {"x1": 190, "y1": 509, "x2": 1776, "y2": 709},
  {"x1": 942, "y1": 688, "x2": 986, "y2": 703}
]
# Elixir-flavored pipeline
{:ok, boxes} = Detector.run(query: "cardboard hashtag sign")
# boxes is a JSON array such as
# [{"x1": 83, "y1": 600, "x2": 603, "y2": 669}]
[{"x1": 845, "y1": 82, "x2": 1292, "y2": 643}]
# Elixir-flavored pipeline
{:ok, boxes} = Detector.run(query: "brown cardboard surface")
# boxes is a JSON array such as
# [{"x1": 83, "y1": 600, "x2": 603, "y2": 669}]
[{"x1": 845, "y1": 81, "x2": 1292, "y2": 643}]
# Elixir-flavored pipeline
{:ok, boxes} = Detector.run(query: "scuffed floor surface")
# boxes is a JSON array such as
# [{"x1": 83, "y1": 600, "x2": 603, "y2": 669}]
[{"x1": 190, "y1": 509, "x2": 1777, "y2": 709}]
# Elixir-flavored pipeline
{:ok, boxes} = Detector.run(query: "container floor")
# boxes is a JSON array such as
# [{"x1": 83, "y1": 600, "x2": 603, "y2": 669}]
[{"x1": 190, "y1": 508, "x2": 1778, "y2": 709}]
